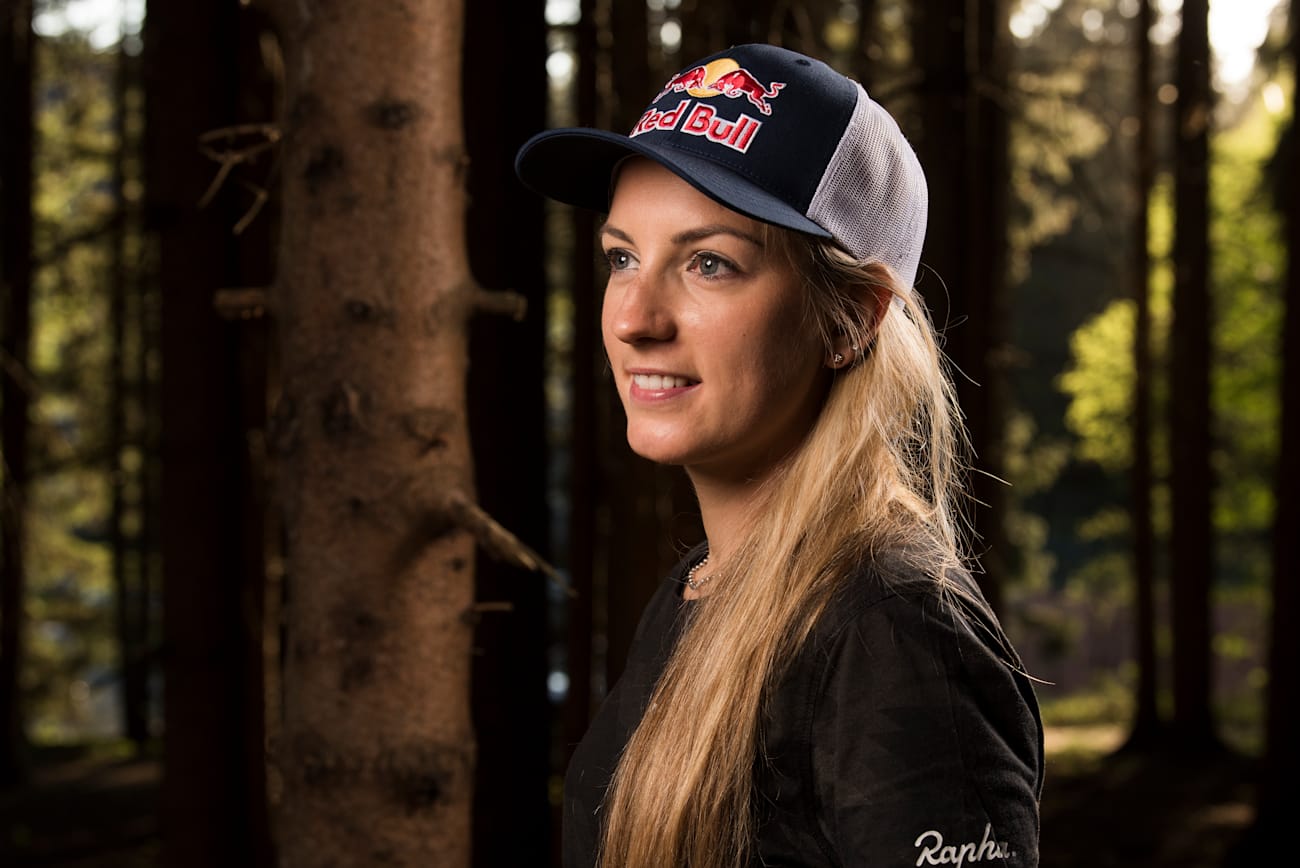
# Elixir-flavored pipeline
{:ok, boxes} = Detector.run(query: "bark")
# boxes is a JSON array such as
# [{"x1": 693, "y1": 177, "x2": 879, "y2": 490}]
[
  {"x1": 855, "y1": 0, "x2": 880, "y2": 92},
  {"x1": 1167, "y1": 0, "x2": 1218, "y2": 751},
  {"x1": 912, "y1": 0, "x2": 1012, "y2": 614},
  {"x1": 1259, "y1": 0, "x2": 1300, "y2": 837},
  {"x1": 1125, "y1": 0, "x2": 1164, "y2": 750},
  {"x1": 462, "y1": 0, "x2": 550, "y2": 864},
  {"x1": 109, "y1": 25, "x2": 149, "y2": 749},
  {"x1": 677, "y1": 0, "x2": 717, "y2": 72},
  {"x1": 266, "y1": 1, "x2": 477, "y2": 864},
  {"x1": 561, "y1": 4, "x2": 600, "y2": 863},
  {"x1": 231, "y1": 16, "x2": 279, "y2": 867},
  {"x1": 0, "y1": 0, "x2": 34, "y2": 788},
  {"x1": 135, "y1": 82, "x2": 161, "y2": 768},
  {"x1": 602, "y1": 0, "x2": 701, "y2": 690},
  {"x1": 144, "y1": 0, "x2": 274, "y2": 864},
  {"x1": 609, "y1": 0, "x2": 650, "y2": 131}
]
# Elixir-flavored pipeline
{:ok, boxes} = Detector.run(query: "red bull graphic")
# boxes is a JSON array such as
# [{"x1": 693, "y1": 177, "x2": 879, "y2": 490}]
[
  {"x1": 633, "y1": 59, "x2": 785, "y2": 154},
  {"x1": 653, "y1": 58, "x2": 786, "y2": 115},
  {"x1": 631, "y1": 99, "x2": 763, "y2": 153}
]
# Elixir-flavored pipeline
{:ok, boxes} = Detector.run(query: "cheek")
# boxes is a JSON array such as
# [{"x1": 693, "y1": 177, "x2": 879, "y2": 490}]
[
  {"x1": 752, "y1": 304, "x2": 822, "y2": 376},
  {"x1": 599, "y1": 292, "x2": 619, "y2": 355}
]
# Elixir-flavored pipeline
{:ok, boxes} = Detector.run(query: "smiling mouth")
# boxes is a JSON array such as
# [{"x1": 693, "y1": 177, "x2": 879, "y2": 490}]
[{"x1": 631, "y1": 373, "x2": 697, "y2": 390}]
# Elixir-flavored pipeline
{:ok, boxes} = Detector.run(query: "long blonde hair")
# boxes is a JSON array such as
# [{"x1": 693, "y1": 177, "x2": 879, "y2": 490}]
[{"x1": 596, "y1": 234, "x2": 974, "y2": 868}]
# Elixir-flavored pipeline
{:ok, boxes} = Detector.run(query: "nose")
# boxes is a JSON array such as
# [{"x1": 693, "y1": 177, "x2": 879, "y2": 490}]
[{"x1": 605, "y1": 271, "x2": 676, "y2": 345}]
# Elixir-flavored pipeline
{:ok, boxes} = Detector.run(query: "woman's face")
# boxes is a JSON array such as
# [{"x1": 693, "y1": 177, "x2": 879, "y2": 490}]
[{"x1": 600, "y1": 159, "x2": 831, "y2": 484}]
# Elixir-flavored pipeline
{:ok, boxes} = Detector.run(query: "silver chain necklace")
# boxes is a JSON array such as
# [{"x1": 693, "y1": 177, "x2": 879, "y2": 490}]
[{"x1": 685, "y1": 555, "x2": 713, "y2": 591}]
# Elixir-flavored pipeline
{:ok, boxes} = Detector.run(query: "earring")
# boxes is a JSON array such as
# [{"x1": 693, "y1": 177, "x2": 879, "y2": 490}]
[{"x1": 833, "y1": 352, "x2": 845, "y2": 366}]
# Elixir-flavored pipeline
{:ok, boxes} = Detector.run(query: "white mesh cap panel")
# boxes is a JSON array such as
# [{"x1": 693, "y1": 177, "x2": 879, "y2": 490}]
[{"x1": 806, "y1": 82, "x2": 928, "y2": 291}]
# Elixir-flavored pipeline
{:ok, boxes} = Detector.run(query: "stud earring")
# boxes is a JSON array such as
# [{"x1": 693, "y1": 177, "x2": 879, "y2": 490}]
[{"x1": 833, "y1": 352, "x2": 845, "y2": 366}]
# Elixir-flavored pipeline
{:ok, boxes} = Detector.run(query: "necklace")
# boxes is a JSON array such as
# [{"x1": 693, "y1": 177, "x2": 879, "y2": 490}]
[{"x1": 685, "y1": 555, "x2": 713, "y2": 591}]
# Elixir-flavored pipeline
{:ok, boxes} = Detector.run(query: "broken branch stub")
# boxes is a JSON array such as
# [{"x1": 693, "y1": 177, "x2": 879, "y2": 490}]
[{"x1": 442, "y1": 489, "x2": 574, "y2": 597}]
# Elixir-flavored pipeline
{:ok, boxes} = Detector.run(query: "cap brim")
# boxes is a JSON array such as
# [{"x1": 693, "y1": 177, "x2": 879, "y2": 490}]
[{"x1": 514, "y1": 128, "x2": 832, "y2": 240}]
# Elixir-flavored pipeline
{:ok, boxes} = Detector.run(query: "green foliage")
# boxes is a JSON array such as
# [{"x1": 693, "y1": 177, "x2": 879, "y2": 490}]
[
  {"x1": 1059, "y1": 300, "x2": 1138, "y2": 471},
  {"x1": 1002, "y1": 0, "x2": 1154, "y2": 599},
  {"x1": 1038, "y1": 668, "x2": 1135, "y2": 727},
  {"x1": 22, "y1": 31, "x2": 132, "y2": 739},
  {"x1": 1009, "y1": 65, "x2": 1113, "y2": 282},
  {"x1": 1208, "y1": 99, "x2": 1286, "y2": 540},
  {"x1": 1002, "y1": 410, "x2": 1070, "y2": 589},
  {"x1": 1057, "y1": 75, "x2": 1290, "y2": 591}
]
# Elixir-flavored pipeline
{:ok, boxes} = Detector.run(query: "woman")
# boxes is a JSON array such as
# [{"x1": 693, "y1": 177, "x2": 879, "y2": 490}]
[{"x1": 516, "y1": 43, "x2": 1044, "y2": 868}]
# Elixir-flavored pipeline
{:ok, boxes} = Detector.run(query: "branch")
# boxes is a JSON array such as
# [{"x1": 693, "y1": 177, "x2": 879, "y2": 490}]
[
  {"x1": 443, "y1": 489, "x2": 573, "y2": 597},
  {"x1": 469, "y1": 287, "x2": 527, "y2": 321},
  {"x1": 0, "y1": 347, "x2": 41, "y2": 399},
  {"x1": 214, "y1": 287, "x2": 270, "y2": 320},
  {"x1": 197, "y1": 122, "x2": 282, "y2": 232},
  {"x1": 459, "y1": 601, "x2": 515, "y2": 627},
  {"x1": 232, "y1": 177, "x2": 271, "y2": 235}
]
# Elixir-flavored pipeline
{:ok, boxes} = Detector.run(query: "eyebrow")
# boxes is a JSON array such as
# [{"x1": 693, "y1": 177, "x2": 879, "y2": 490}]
[{"x1": 598, "y1": 221, "x2": 766, "y2": 249}]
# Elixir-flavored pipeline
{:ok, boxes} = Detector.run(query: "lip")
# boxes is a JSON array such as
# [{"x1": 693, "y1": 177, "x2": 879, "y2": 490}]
[{"x1": 626, "y1": 368, "x2": 700, "y2": 403}]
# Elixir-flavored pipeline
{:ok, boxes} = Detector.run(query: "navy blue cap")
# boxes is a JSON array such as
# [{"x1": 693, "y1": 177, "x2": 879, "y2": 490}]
[{"x1": 514, "y1": 43, "x2": 929, "y2": 289}]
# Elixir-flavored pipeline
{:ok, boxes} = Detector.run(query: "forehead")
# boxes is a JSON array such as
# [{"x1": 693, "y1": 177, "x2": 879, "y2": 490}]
[{"x1": 606, "y1": 159, "x2": 766, "y2": 236}]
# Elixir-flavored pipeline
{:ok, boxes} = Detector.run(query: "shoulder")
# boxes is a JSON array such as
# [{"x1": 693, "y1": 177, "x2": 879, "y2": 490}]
[
  {"x1": 806, "y1": 551, "x2": 1042, "y2": 780},
  {"x1": 811, "y1": 550, "x2": 1022, "y2": 670},
  {"x1": 789, "y1": 550, "x2": 1044, "y2": 867}
]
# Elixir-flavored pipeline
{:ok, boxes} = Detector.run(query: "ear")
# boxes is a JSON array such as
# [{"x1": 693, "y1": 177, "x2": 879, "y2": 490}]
[{"x1": 826, "y1": 281, "x2": 891, "y2": 369}]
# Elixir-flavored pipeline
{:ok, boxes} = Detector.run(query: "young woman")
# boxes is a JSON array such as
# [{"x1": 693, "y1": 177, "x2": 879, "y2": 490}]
[{"x1": 516, "y1": 43, "x2": 1044, "y2": 868}]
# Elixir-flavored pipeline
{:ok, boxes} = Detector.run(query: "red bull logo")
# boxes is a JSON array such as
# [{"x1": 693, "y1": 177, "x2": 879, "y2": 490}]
[
  {"x1": 653, "y1": 58, "x2": 786, "y2": 115},
  {"x1": 632, "y1": 59, "x2": 785, "y2": 154}
]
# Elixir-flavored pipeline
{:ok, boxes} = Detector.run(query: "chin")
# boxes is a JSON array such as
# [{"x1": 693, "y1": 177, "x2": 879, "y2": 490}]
[{"x1": 624, "y1": 426, "x2": 695, "y2": 467}]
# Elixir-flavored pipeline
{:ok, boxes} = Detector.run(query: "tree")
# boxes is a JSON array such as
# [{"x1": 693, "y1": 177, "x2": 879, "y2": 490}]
[
  {"x1": 108, "y1": 22, "x2": 149, "y2": 750},
  {"x1": 262, "y1": 0, "x2": 519, "y2": 863},
  {"x1": 460, "y1": 0, "x2": 551, "y2": 864},
  {"x1": 143, "y1": 0, "x2": 275, "y2": 864},
  {"x1": 1257, "y1": 0, "x2": 1299, "y2": 845},
  {"x1": 0, "y1": 0, "x2": 34, "y2": 788},
  {"x1": 1125, "y1": 0, "x2": 1163, "y2": 750},
  {"x1": 1168, "y1": 0, "x2": 1218, "y2": 751},
  {"x1": 912, "y1": 0, "x2": 1013, "y2": 613},
  {"x1": 601, "y1": 0, "x2": 692, "y2": 692}
]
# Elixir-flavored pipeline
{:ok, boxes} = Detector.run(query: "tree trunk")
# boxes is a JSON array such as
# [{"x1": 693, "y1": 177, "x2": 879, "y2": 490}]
[
  {"x1": 560, "y1": 3, "x2": 601, "y2": 862},
  {"x1": 266, "y1": 1, "x2": 478, "y2": 865},
  {"x1": 1167, "y1": 0, "x2": 1218, "y2": 752},
  {"x1": 602, "y1": 0, "x2": 700, "y2": 690},
  {"x1": 143, "y1": 0, "x2": 274, "y2": 864},
  {"x1": 1258, "y1": 0, "x2": 1300, "y2": 840},
  {"x1": 1125, "y1": 0, "x2": 1164, "y2": 751},
  {"x1": 461, "y1": 0, "x2": 551, "y2": 864},
  {"x1": 110, "y1": 23, "x2": 150, "y2": 749},
  {"x1": 0, "y1": 0, "x2": 34, "y2": 789},
  {"x1": 912, "y1": 0, "x2": 1012, "y2": 614},
  {"x1": 855, "y1": 0, "x2": 880, "y2": 92}
]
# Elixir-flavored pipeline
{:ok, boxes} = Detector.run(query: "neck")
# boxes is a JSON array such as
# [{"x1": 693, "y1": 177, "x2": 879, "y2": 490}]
[{"x1": 688, "y1": 470, "x2": 771, "y2": 573}]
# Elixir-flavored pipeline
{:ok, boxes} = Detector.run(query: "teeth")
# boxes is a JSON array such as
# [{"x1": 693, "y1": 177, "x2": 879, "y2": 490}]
[{"x1": 633, "y1": 374, "x2": 693, "y2": 390}]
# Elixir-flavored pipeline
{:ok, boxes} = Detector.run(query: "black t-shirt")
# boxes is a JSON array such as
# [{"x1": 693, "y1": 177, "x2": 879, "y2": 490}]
[{"x1": 563, "y1": 545, "x2": 1044, "y2": 867}]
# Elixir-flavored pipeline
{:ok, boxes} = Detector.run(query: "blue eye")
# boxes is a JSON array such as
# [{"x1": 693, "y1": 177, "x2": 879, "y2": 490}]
[
  {"x1": 689, "y1": 252, "x2": 736, "y2": 278},
  {"x1": 604, "y1": 248, "x2": 635, "y2": 271}
]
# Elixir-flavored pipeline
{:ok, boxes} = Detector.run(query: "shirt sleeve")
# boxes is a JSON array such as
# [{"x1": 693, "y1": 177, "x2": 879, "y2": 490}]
[{"x1": 809, "y1": 591, "x2": 1043, "y2": 868}]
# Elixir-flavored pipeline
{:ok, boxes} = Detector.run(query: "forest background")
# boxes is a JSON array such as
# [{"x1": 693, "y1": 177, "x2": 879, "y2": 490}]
[{"x1": 0, "y1": 0, "x2": 1296, "y2": 866}]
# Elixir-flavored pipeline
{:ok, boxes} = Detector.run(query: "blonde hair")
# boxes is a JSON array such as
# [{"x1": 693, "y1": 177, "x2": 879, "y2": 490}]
[{"x1": 597, "y1": 235, "x2": 974, "y2": 868}]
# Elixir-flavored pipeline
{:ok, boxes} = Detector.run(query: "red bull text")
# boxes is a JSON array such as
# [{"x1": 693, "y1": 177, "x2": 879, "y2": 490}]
[
  {"x1": 633, "y1": 60, "x2": 786, "y2": 153},
  {"x1": 630, "y1": 99, "x2": 764, "y2": 152}
]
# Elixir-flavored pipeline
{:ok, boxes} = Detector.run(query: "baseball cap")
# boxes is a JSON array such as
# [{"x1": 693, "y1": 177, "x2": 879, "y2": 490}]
[{"x1": 514, "y1": 43, "x2": 928, "y2": 290}]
